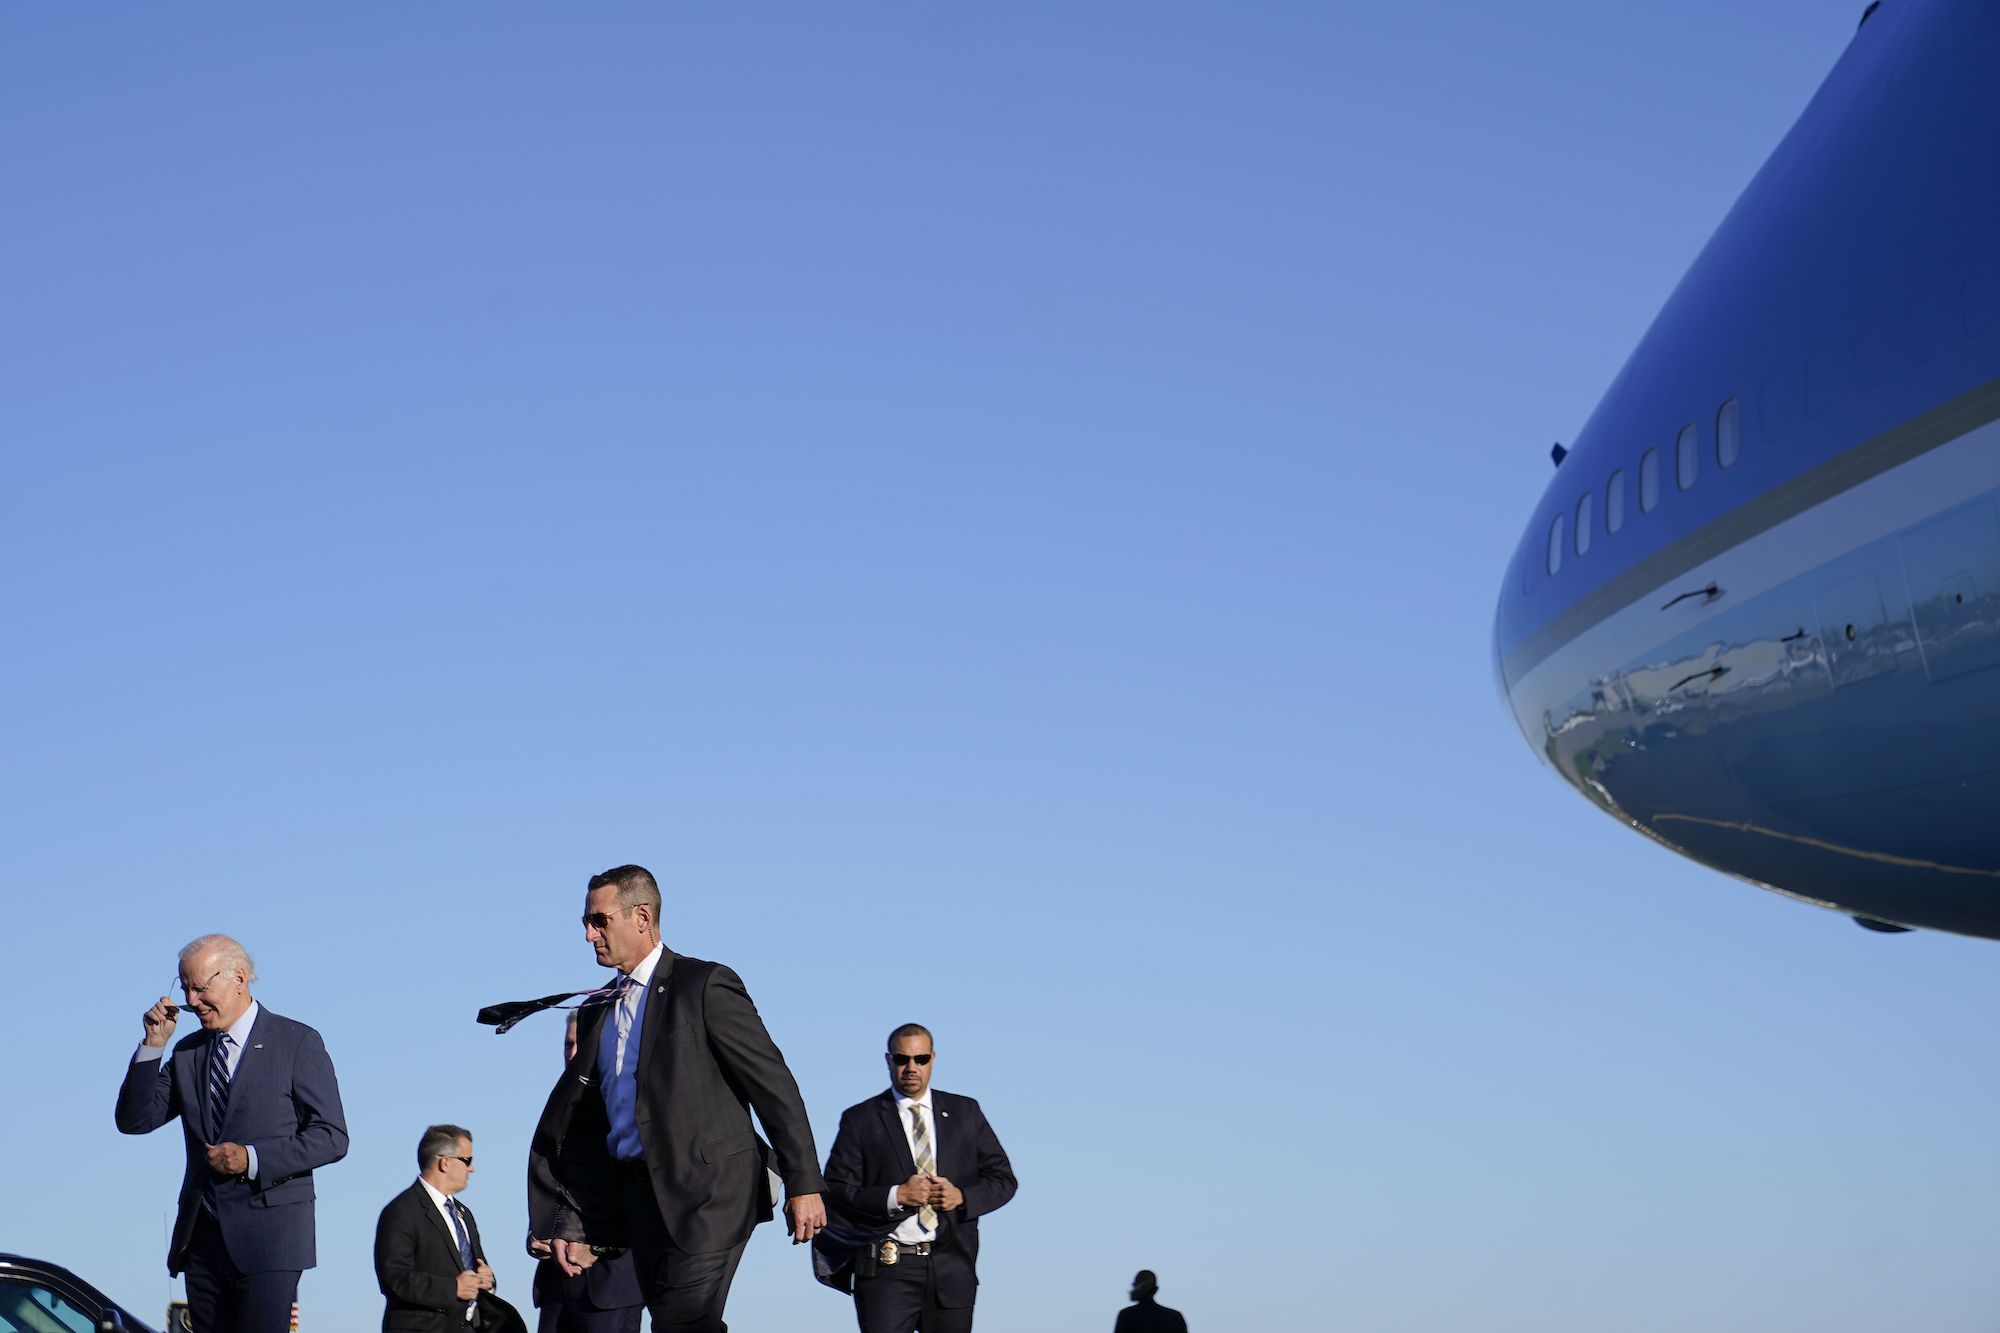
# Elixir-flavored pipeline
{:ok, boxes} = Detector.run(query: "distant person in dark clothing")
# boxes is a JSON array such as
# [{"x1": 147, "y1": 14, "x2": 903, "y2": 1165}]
[{"x1": 1114, "y1": 1271, "x2": 1187, "y2": 1333}]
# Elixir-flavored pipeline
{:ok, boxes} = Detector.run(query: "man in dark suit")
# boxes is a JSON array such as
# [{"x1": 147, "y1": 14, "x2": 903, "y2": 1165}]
[
  {"x1": 527, "y1": 1013, "x2": 644, "y2": 1333},
  {"x1": 1113, "y1": 1271, "x2": 1188, "y2": 1333},
  {"x1": 374, "y1": 1124, "x2": 527, "y2": 1333},
  {"x1": 820, "y1": 1024, "x2": 1018, "y2": 1333},
  {"x1": 527, "y1": 863, "x2": 828, "y2": 1333},
  {"x1": 116, "y1": 934, "x2": 349, "y2": 1333}
]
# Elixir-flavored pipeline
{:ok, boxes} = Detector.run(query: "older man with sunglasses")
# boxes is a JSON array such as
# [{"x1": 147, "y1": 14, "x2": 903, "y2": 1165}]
[
  {"x1": 528, "y1": 863, "x2": 826, "y2": 1333},
  {"x1": 817, "y1": 1024, "x2": 1017, "y2": 1333},
  {"x1": 116, "y1": 934, "x2": 349, "y2": 1333}
]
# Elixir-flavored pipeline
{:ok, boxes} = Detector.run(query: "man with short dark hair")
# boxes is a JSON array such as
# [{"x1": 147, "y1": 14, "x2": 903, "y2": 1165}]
[
  {"x1": 1113, "y1": 1271, "x2": 1188, "y2": 1333},
  {"x1": 374, "y1": 1124, "x2": 526, "y2": 1333},
  {"x1": 819, "y1": 1024, "x2": 1017, "y2": 1332},
  {"x1": 117, "y1": 934, "x2": 348, "y2": 1333},
  {"x1": 528, "y1": 863, "x2": 827, "y2": 1333}
]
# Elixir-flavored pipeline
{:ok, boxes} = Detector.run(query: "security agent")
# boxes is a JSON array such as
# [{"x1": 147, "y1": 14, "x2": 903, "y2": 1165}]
[
  {"x1": 373, "y1": 1124, "x2": 526, "y2": 1333},
  {"x1": 527, "y1": 863, "x2": 827, "y2": 1333},
  {"x1": 820, "y1": 1024, "x2": 1017, "y2": 1333}
]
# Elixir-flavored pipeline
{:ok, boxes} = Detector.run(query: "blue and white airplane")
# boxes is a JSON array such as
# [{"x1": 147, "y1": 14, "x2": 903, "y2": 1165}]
[{"x1": 1494, "y1": 0, "x2": 2000, "y2": 939}]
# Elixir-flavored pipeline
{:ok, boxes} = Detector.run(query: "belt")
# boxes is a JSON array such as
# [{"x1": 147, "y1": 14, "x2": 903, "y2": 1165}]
[{"x1": 875, "y1": 1240, "x2": 933, "y2": 1264}]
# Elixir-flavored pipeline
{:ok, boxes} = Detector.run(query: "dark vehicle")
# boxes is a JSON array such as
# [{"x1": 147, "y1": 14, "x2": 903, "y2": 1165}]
[{"x1": 0, "y1": 1254, "x2": 159, "y2": 1333}]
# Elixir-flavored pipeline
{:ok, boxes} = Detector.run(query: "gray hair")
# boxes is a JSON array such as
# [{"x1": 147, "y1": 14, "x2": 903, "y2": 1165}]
[
  {"x1": 179, "y1": 934, "x2": 257, "y2": 983},
  {"x1": 418, "y1": 1124, "x2": 472, "y2": 1170}
]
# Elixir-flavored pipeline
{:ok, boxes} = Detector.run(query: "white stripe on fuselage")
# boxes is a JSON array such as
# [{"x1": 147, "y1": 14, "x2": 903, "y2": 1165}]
[{"x1": 1507, "y1": 412, "x2": 2000, "y2": 742}]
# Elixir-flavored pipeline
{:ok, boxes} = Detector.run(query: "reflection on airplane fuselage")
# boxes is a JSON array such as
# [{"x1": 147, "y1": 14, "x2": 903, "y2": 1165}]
[{"x1": 1493, "y1": 0, "x2": 2000, "y2": 938}]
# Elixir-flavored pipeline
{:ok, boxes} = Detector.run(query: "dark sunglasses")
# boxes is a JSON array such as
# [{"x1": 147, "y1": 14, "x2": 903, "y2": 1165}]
[
  {"x1": 887, "y1": 1053, "x2": 932, "y2": 1067},
  {"x1": 443, "y1": 1155, "x2": 473, "y2": 1168},
  {"x1": 581, "y1": 906, "x2": 638, "y2": 931}
]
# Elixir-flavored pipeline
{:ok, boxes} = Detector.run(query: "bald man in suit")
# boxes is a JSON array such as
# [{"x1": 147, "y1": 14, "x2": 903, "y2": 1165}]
[{"x1": 820, "y1": 1024, "x2": 1017, "y2": 1333}]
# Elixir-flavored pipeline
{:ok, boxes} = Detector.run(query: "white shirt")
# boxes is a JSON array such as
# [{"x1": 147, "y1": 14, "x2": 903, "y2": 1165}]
[
  {"x1": 600, "y1": 942, "x2": 664, "y2": 1162},
  {"x1": 418, "y1": 1177, "x2": 478, "y2": 1322},
  {"x1": 133, "y1": 1000, "x2": 262, "y2": 1179},
  {"x1": 886, "y1": 1089, "x2": 939, "y2": 1244}
]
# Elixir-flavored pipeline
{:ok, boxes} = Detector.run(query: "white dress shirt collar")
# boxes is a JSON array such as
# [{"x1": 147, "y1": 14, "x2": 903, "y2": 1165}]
[
  {"x1": 626, "y1": 942, "x2": 665, "y2": 988},
  {"x1": 223, "y1": 999, "x2": 260, "y2": 1049}
]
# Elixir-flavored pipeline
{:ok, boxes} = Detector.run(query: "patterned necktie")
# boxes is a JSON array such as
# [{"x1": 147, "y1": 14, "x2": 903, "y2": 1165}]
[
  {"x1": 205, "y1": 1033, "x2": 235, "y2": 1143},
  {"x1": 909, "y1": 1104, "x2": 938, "y2": 1232},
  {"x1": 611, "y1": 974, "x2": 639, "y2": 1071},
  {"x1": 447, "y1": 1197, "x2": 476, "y2": 1270}
]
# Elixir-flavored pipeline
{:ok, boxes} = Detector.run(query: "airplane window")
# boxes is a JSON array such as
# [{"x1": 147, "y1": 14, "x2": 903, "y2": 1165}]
[
  {"x1": 1547, "y1": 513, "x2": 1564, "y2": 576},
  {"x1": 1676, "y1": 423, "x2": 1699, "y2": 491},
  {"x1": 1640, "y1": 448, "x2": 1660, "y2": 513},
  {"x1": 1716, "y1": 398, "x2": 1741, "y2": 467},
  {"x1": 1606, "y1": 470, "x2": 1625, "y2": 534},
  {"x1": 1575, "y1": 493, "x2": 1593, "y2": 556}
]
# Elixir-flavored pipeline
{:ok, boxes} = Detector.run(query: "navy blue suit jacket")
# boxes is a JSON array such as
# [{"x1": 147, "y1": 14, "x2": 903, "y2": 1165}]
[{"x1": 116, "y1": 1007, "x2": 349, "y2": 1275}]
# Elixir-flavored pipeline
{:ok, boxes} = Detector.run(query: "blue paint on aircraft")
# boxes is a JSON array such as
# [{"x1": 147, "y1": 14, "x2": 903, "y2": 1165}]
[{"x1": 1494, "y1": 0, "x2": 2000, "y2": 937}]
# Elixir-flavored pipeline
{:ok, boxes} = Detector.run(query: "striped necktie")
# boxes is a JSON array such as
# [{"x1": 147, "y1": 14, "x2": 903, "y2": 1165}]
[
  {"x1": 909, "y1": 1104, "x2": 938, "y2": 1232},
  {"x1": 447, "y1": 1197, "x2": 476, "y2": 1270},
  {"x1": 206, "y1": 1033, "x2": 235, "y2": 1142}
]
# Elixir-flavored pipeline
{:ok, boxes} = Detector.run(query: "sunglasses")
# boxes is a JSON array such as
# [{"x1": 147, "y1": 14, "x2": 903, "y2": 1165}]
[
  {"x1": 581, "y1": 906, "x2": 639, "y2": 931},
  {"x1": 163, "y1": 969, "x2": 229, "y2": 1018},
  {"x1": 887, "y1": 1053, "x2": 932, "y2": 1067},
  {"x1": 443, "y1": 1155, "x2": 474, "y2": 1168}
]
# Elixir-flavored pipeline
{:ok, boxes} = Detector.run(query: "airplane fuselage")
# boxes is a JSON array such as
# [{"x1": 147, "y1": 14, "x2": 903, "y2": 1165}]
[{"x1": 1494, "y1": 0, "x2": 2000, "y2": 937}]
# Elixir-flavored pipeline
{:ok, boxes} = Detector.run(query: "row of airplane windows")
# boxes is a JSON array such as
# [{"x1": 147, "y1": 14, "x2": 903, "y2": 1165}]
[{"x1": 1545, "y1": 396, "x2": 1742, "y2": 577}]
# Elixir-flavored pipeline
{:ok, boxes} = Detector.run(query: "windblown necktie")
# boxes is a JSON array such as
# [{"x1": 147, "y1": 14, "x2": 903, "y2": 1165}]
[{"x1": 909, "y1": 1105, "x2": 938, "y2": 1232}]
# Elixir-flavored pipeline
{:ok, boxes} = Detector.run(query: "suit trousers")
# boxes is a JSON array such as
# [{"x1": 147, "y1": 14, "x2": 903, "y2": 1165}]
[
  {"x1": 184, "y1": 1209, "x2": 302, "y2": 1333},
  {"x1": 616, "y1": 1166, "x2": 747, "y2": 1333},
  {"x1": 852, "y1": 1254, "x2": 974, "y2": 1333},
  {"x1": 539, "y1": 1302, "x2": 643, "y2": 1333}
]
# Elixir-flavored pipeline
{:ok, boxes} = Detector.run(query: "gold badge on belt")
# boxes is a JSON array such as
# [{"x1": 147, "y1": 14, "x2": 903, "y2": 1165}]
[{"x1": 878, "y1": 1240, "x2": 900, "y2": 1266}]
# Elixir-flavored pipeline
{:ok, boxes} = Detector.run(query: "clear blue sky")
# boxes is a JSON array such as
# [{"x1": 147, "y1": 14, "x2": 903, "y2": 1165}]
[{"x1": 9, "y1": 3, "x2": 1999, "y2": 1331}]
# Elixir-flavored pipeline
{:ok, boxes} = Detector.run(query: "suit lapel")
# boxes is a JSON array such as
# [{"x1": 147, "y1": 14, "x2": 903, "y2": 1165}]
[
  {"x1": 931, "y1": 1091, "x2": 963, "y2": 1181},
  {"x1": 632, "y1": 948, "x2": 678, "y2": 1093},
  {"x1": 571, "y1": 999, "x2": 609, "y2": 1083},
  {"x1": 220, "y1": 1011, "x2": 272, "y2": 1137},
  {"x1": 414, "y1": 1182, "x2": 463, "y2": 1260},
  {"x1": 176, "y1": 1044, "x2": 203, "y2": 1132},
  {"x1": 877, "y1": 1092, "x2": 920, "y2": 1178}
]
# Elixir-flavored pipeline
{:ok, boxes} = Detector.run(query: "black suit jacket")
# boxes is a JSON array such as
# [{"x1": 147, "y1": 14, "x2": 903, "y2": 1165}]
[
  {"x1": 1115, "y1": 1301, "x2": 1190, "y2": 1333},
  {"x1": 374, "y1": 1181, "x2": 525, "y2": 1333},
  {"x1": 527, "y1": 952, "x2": 825, "y2": 1256},
  {"x1": 529, "y1": 1245, "x2": 643, "y2": 1333},
  {"x1": 821, "y1": 1089, "x2": 1017, "y2": 1308}
]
